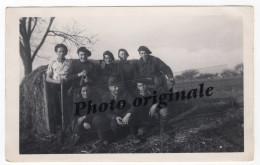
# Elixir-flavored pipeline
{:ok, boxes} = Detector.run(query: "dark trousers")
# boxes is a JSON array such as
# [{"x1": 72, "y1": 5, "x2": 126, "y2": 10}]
[
  {"x1": 110, "y1": 119, "x2": 129, "y2": 139},
  {"x1": 132, "y1": 107, "x2": 169, "y2": 138},
  {"x1": 109, "y1": 114, "x2": 138, "y2": 141},
  {"x1": 92, "y1": 115, "x2": 109, "y2": 142},
  {"x1": 47, "y1": 82, "x2": 71, "y2": 133},
  {"x1": 73, "y1": 115, "x2": 109, "y2": 142}
]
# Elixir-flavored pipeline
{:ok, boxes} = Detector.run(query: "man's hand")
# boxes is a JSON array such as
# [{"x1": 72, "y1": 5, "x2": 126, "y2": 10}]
[
  {"x1": 59, "y1": 77, "x2": 67, "y2": 84},
  {"x1": 77, "y1": 116, "x2": 87, "y2": 125},
  {"x1": 122, "y1": 113, "x2": 131, "y2": 125},
  {"x1": 116, "y1": 117, "x2": 124, "y2": 125},
  {"x1": 78, "y1": 70, "x2": 87, "y2": 77},
  {"x1": 149, "y1": 104, "x2": 158, "y2": 117},
  {"x1": 67, "y1": 88, "x2": 73, "y2": 96},
  {"x1": 83, "y1": 122, "x2": 91, "y2": 130}
]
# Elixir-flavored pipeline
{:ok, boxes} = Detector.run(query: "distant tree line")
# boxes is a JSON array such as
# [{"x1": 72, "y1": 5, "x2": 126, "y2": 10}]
[{"x1": 175, "y1": 63, "x2": 243, "y2": 82}]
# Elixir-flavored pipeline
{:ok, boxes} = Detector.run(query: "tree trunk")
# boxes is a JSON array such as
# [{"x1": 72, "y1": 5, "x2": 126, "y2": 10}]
[
  {"x1": 24, "y1": 59, "x2": 32, "y2": 75},
  {"x1": 21, "y1": 36, "x2": 33, "y2": 76},
  {"x1": 20, "y1": 17, "x2": 55, "y2": 76}
]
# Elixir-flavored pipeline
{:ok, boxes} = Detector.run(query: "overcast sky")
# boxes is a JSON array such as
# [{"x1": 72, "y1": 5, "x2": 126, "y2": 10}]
[{"x1": 20, "y1": 8, "x2": 243, "y2": 78}]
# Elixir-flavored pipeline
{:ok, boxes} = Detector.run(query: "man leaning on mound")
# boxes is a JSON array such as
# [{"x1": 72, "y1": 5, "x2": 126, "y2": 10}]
[{"x1": 46, "y1": 44, "x2": 72, "y2": 132}]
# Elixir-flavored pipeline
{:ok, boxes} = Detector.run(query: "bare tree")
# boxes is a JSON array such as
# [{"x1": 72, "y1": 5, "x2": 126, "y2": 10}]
[
  {"x1": 196, "y1": 73, "x2": 215, "y2": 80},
  {"x1": 175, "y1": 75, "x2": 185, "y2": 82},
  {"x1": 19, "y1": 17, "x2": 95, "y2": 75},
  {"x1": 221, "y1": 69, "x2": 237, "y2": 78},
  {"x1": 235, "y1": 63, "x2": 243, "y2": 75},
  {"x1": 181, "y1": 69, "x2": 199, "y2": 82}
]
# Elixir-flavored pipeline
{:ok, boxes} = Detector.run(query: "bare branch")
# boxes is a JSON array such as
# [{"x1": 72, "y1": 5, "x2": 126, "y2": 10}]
[
  {"x1": 36, "y1": 55, "x2": 50, "y2": 60},
  {"x1": 19, "y1": 41, "x2": 25, "y2": 59},
  {"x1": 19, "y1": 18, "x2": 27, "y2": 39},
  {"x1": 48, "y1": 30, "x2": 95, "y2": 47},
  {"x1": 31, "y1": 17, "x2": 55, "y2": 62},
  {"x1": 27, "y1": 17, "x2": 32, "y2": 35},
  {"x1": 30, "y1": 17, "x2": 38, "y2": 36}
]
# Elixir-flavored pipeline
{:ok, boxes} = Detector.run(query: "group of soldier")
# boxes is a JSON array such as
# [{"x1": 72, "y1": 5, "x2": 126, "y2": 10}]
[{"x1": 46, "y1": 43, "x2": 175, "y2": 146}]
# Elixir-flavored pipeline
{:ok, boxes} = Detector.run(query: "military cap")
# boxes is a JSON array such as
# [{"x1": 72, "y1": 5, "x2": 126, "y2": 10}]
[
  {"x1": 138, "y1": 46, "x2": 152, "y2": 54},
  {"x1": 77, "y1": 47, "x2": 91, "y2": 56}
]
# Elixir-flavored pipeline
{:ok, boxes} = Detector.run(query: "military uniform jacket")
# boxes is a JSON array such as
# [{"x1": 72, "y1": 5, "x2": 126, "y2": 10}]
[
  {"x1": 136, "y1": 55, "x2": 174, "y2": 93},
  {"x1": 136, "y1": 55, "x2": 174, "y2": 79},
  {"x1": 67, "y1": 60, "x2": 101, "y2": 88},
  {"x1": 99, "y1": 60, "x2": 123, "y2": 84}
]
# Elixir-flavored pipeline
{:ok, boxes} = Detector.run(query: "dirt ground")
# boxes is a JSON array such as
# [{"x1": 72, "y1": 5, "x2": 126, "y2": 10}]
[{"x1": 20, "y1": 77, "x2": 244, "y2": 153}]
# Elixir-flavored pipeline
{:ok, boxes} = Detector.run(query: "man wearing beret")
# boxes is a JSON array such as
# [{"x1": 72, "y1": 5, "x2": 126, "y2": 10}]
[
  {"x1": 102, "y1": 76, "x2": 136, "y2": 141},
  {"x1": 136, "y1": 46, "x2": 175, "y2": 93},
  {"x1": 67, "y1": 46, "x2": 100, "y2": 90}
]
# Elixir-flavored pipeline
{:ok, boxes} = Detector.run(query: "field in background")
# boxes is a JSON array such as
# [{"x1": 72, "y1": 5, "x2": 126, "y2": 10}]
[{"x1": 20, "y1": 77, "x2": 244, "y2": 153}]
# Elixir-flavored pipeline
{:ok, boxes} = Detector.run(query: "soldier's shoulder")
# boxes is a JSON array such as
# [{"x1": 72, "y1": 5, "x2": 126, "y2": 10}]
[
  {"x1": 151, "y1": 55, "x2": 165, "y2": 64},
  {"x1": 149, "y1": 55, "x2": 160, "y2": 60},
  {"x1": 71, "y1": 59, "x2": 85, "y2": 65},
  {"x1": 129, "y1": 59, "x2": 139, "y2": 65},
  {"x1": 88, "y1": 59, "x2": 100, "y2": 65},
  {"x1": 113, "y1": 60, "x2": 120, "y2": 64}
]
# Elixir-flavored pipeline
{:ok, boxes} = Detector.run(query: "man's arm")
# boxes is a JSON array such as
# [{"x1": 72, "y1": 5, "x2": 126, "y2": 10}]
[
  {"x1": 66, "y1": 61, "x2": 86, "y2": 81},
  {"x1": 46, "y1": 73, "x2": 61, "y2": 84},
  {"x1": 156, "y1": 58, "x2": 174, "y2": 79},
  {"x1": 101, "y1": 94, "x2": 117, "y2": 120},
  {"x1": 156, "y1": 57, "x2": 175, "y2": 84},
  {"x1": 45, "y1": 61, "x2": 61, "y2": 84}
]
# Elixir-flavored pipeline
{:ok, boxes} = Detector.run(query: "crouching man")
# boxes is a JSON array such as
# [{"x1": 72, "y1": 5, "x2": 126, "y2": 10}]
[
  {"x1": 102, "y1": 77, "x2": 136, "y2": 141},
  {"x1": 71, "y1": 85, "x2": 109, "y2": 146},
  {"x1": 134, "y1": 79, "x2": 170, "y2": 141}
]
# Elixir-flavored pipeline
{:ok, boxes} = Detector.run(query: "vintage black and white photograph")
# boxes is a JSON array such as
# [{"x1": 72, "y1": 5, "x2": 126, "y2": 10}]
[{"x1": 5, "y1": 7, "x2": 254, "y2": 161}]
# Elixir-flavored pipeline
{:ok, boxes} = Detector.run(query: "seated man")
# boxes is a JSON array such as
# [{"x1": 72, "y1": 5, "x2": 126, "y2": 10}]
[
  {"x1": 71, "y1": 85, "x2": 109, "y2": 146},
  {"x1": 102, "y1": 77, "x2": 135, "y2": 141},
  {"x1": 134, "y1": 78, "x2": 170, "y2": 141}
]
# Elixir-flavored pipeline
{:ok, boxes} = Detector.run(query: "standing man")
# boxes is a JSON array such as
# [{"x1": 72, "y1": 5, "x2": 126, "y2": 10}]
[
  {"x1": 98, "y1": 51, "x2": 122, "y2": 93},
  {"x1": 135, "y1": 46, "x2": 175, "y2": 93},
  {"x1": 117, "y1": 49, "x2": 137, "y2": 94},
  {"x1": 67, "y1": 46, "x2": 101, "y2": 91},
  {"x1": 46, "y1": 44, "x2": 72, "y2": 133}
]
